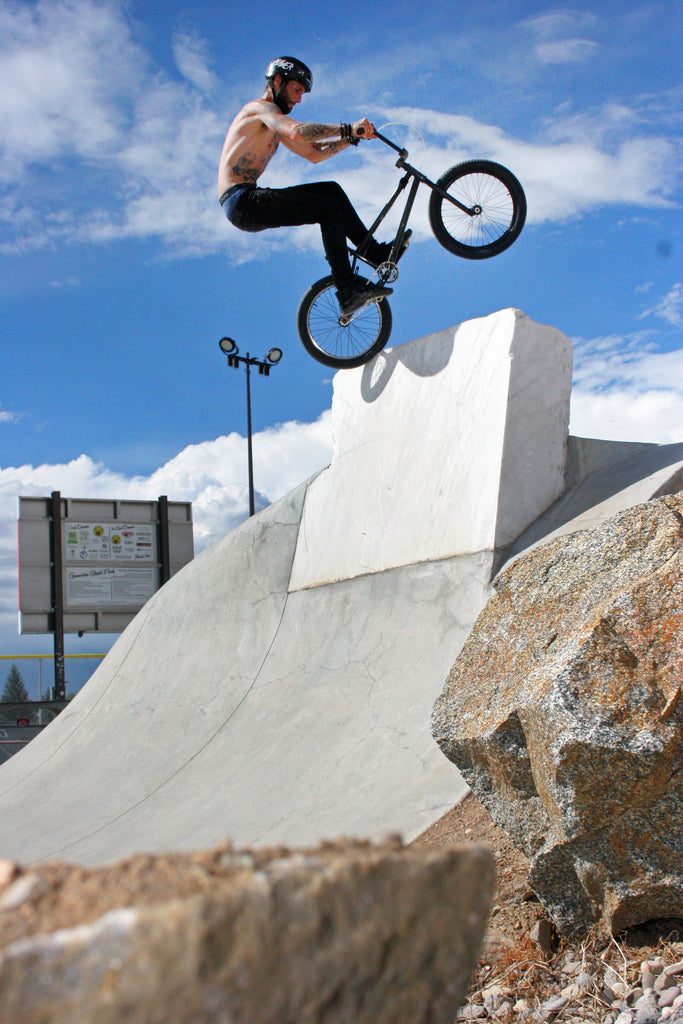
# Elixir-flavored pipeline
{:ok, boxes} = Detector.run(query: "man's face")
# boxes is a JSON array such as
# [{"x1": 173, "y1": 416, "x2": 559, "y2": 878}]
[{"x1": 274, "y1": 76, "x2": 306, "y2": 113}]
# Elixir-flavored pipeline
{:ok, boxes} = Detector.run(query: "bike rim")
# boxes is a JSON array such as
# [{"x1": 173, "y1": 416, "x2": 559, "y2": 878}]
[
  {"x1": 442, "y1": 170, "x2": 515, "y2": 247},
  {"x1": 306, "y1": 287, "x2": 385, "y2": 362}
]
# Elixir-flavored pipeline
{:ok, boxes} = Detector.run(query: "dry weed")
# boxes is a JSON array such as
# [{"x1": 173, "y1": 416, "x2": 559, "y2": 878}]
[{"x1": 461, "y1": 923, "x2": 683, "y2": 1022}]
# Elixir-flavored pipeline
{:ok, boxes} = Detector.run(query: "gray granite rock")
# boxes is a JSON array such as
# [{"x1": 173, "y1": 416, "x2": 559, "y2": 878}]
[{"x1": 432, "y1": 494, "x2": 683, "y2": 935}]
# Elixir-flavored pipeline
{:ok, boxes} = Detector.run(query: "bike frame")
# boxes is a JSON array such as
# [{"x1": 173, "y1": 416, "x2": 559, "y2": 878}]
[{"x1": 352, "y1": 130, "x2": 479, "y2": 276}]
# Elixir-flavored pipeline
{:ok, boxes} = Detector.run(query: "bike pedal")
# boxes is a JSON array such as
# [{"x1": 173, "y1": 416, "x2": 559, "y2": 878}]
[{"x1": 338, "y1": 297, "x2": 375, "y2": 326}]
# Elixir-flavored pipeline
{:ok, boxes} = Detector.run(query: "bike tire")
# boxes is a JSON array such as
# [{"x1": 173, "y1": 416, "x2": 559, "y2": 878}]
[
  {"x1": 428, "y1": 160, "x2": 526, "y2": 260},
  {"x1": 297, "y1": 276, "x2": 393, "y2": 369}
]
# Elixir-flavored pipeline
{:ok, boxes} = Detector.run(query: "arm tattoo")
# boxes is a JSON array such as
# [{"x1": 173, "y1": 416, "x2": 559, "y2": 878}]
[
  {"x1": 298, "y1": 122, "x2": 340, "y2": 141},
  {"x1": 315, "y1": 140, "x2": 345, "y2": 155}
]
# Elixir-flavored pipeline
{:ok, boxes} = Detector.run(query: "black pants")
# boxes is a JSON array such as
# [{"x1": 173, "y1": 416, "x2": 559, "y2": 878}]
[{"x1": 228, "y1": 181, "x2": 375, "y2": 291}]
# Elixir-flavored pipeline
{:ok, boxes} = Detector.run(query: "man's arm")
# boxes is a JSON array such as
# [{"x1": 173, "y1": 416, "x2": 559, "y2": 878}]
[
  {"x1": 260, "y1": 104, "x2": 374, "y2": 163},
  {"x1": 291, "y1": 122, "x2": 351, "y2": 161}
]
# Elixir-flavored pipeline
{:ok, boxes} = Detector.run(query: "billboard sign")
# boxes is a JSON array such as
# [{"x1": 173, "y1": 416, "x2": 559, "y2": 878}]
[{"x1": 18, "y1": 495, "x2": 194, "y2": 636}]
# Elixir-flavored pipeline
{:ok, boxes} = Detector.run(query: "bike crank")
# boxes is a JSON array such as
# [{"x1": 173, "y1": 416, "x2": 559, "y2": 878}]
[{"x1": 376, "y1": 261, "x2": 400, "y2": 284}]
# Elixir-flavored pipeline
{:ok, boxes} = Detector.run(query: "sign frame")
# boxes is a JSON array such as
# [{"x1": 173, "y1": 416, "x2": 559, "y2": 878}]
[{"x1": 18, "y1": 493, "x2": 194, "y2": 699}]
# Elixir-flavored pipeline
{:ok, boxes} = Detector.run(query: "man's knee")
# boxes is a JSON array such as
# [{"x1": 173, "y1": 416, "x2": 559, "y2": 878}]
[{"x1": 311, "y1": 181, "x2": 350, "y2": 205}]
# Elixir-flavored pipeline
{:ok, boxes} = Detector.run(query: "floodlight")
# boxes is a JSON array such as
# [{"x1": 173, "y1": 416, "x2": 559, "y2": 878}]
[{"x1": 217, "y1": 335, "x2": 282, "y2": 517}]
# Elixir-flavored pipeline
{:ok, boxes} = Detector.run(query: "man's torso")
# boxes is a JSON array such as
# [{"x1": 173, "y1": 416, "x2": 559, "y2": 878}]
[{"x1": 217, "y1": 100, "x2": 280, "y2": 196}]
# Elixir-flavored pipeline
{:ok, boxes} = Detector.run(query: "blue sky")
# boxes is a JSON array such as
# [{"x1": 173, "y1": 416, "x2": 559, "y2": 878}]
[{"x1": 1, "y1": 0, "x2": 682, "y2": 695}]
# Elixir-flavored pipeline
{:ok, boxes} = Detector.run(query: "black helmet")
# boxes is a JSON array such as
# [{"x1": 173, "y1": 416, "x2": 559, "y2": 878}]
[{"x1": 265, "y1": 56, "x2": 312, "y2": 93}]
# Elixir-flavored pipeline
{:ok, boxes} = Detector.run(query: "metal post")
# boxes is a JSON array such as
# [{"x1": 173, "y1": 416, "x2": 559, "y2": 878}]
[
  {"x1": 157, "y1": 495, "x2": 171, "y2": 585},
  {"x1": 49, "y1": 491, "x2": 66, "y2": 702},
  {"x1": 245, "y1": 356, "x2": 255, "y2": 517},
  {"x1": 218, "y1": 338, "x2": 283, "y2": 520}
]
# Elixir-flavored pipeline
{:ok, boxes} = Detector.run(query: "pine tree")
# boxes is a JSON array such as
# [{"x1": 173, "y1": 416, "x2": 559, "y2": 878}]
[{"x1": 1, "y1": 664, "x2": 30, "y2": 703}]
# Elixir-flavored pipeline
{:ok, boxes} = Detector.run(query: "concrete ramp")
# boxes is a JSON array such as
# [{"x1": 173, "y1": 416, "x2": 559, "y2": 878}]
[{"x1": 1, "y1": 309, "x2": 681, "y2": 867}]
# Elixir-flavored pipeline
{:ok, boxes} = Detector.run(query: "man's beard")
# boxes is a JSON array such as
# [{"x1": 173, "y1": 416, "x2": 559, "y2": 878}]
[{"x1": 273, "y1": 87, "x2": 292, "y2": 114}]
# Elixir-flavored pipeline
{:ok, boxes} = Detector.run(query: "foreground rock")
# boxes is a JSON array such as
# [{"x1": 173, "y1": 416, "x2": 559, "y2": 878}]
[
  {"x1": 0, "y1": 837, "x2": 494, "y2": 1024},
  {"x1": 432, "y1": 494, "x2": 683, "y2": 936}
]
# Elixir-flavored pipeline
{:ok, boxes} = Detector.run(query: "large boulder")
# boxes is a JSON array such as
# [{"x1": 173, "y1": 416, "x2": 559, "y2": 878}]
[
  {"x1": 432, "y1": 494, "x2": 683, "y2": 936},
  {"x1": 0, "y1": 838, "x2": 494, "y2": 1024}
]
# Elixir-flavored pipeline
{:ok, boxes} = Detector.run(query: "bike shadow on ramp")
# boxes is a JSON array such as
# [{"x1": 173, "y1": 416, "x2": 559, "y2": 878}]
[{"x1": 359, "y1": 330, "x2": 454, "y2": 403}]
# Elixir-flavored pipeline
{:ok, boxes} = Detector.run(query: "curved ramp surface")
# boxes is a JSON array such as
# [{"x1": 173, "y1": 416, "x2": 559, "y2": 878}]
[{"x1": 1, "y1": 309, "x2": 680, "y2": 867}]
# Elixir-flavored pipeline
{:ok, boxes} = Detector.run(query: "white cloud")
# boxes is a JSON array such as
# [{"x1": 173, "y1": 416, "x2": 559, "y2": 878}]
[
  {"x1": 0, "y1": 412, "x2": 333, "y2": 637},
  {"x1": 173, "y1": 32, "x2": 218, "y2": 93},
  {"x1": 570, "y1": 332, "x2": 683, "y2": 443},
  {"x1": 570, "y1": 387, "x2": 683, "y2": 444},
  {"x1": 0, "y1": 410, "x2": 20, "y2": 424},
  {"x1": 518, "y1": 11, "x2": 600, "y2": 67},
  {"x1": 0, "y1": 0, "x2": 228, "y2": 257},
  {"x1": 49, "y1": 274, "x2": 80, "y2": 290},
  {"x1": 522, "y1": 11, "x2": 599, "y2": 36},
  {"x1": 641, "y1": 282, "x2": 683, "y2": 327},
  {"x1": 535, "y1": 39, "x2": 599, "y2": 64},
  {"x1": 0, "y1": 0, "x2": 144, "y2": 181}
]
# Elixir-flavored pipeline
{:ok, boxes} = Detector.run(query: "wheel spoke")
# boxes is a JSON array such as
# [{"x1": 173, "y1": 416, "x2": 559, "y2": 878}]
[
  {"x1": 297, "y1": 277, "x2": 392, "y2": 368},
  {"x1": 306, "y1": 289, "x2": 380, "y2": 360},
  {"x1": 429, "y1": 160, "x2": 526, "y2": 259},
  {"x1": 442, "y1": 172, "x2": 514, "y2": 247}
]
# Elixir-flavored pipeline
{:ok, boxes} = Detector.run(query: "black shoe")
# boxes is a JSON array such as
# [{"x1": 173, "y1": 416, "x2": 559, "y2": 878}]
[
  {"x1": 366, "y1": 229, "x2": 412, "y2": 268},
  {"x1": 336, "y1": 280, "x2": 393, "y2": 318}
]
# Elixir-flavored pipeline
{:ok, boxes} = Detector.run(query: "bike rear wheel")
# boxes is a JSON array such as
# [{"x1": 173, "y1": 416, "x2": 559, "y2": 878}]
[
  {"x1": 297, "y1": 276, "x2": 393, "y2": 369},
  {"x1": 428, "y1": 160, "x2": 526, "y2": 259}
]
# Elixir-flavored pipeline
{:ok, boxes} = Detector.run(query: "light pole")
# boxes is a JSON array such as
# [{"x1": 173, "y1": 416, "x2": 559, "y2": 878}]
[{"x1": 218, "y1": 337, "x2": 283, "y2": 517}]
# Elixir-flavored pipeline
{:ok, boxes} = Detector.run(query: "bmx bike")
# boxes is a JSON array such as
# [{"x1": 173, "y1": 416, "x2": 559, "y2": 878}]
[{"x1": 296, "y1": 129, "x2": 527, "y2": 369}]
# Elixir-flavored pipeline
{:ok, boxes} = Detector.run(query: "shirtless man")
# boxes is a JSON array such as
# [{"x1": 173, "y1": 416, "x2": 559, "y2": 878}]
[{"x1": 218, "y1": 56, "x2": 405, "y2": 318}]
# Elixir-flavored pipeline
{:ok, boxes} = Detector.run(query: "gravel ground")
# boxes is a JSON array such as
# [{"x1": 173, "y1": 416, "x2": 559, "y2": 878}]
[{"x1": 413, "y1": 794, "x2": 683, "y2": 1023}]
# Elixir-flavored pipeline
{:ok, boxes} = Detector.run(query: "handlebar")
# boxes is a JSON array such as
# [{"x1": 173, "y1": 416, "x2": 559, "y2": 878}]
[{"x1": 355, "y1": 126, "x2": 408, "y2": 159}]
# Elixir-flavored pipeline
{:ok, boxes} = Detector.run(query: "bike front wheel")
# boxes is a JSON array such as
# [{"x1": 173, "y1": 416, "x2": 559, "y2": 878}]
[
  {"x1": 428, "y1": 160, "x2": 526, "y2": 259},
  {"x1": 297, "y1": 276, "x2": 393, "y2": 369}
]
